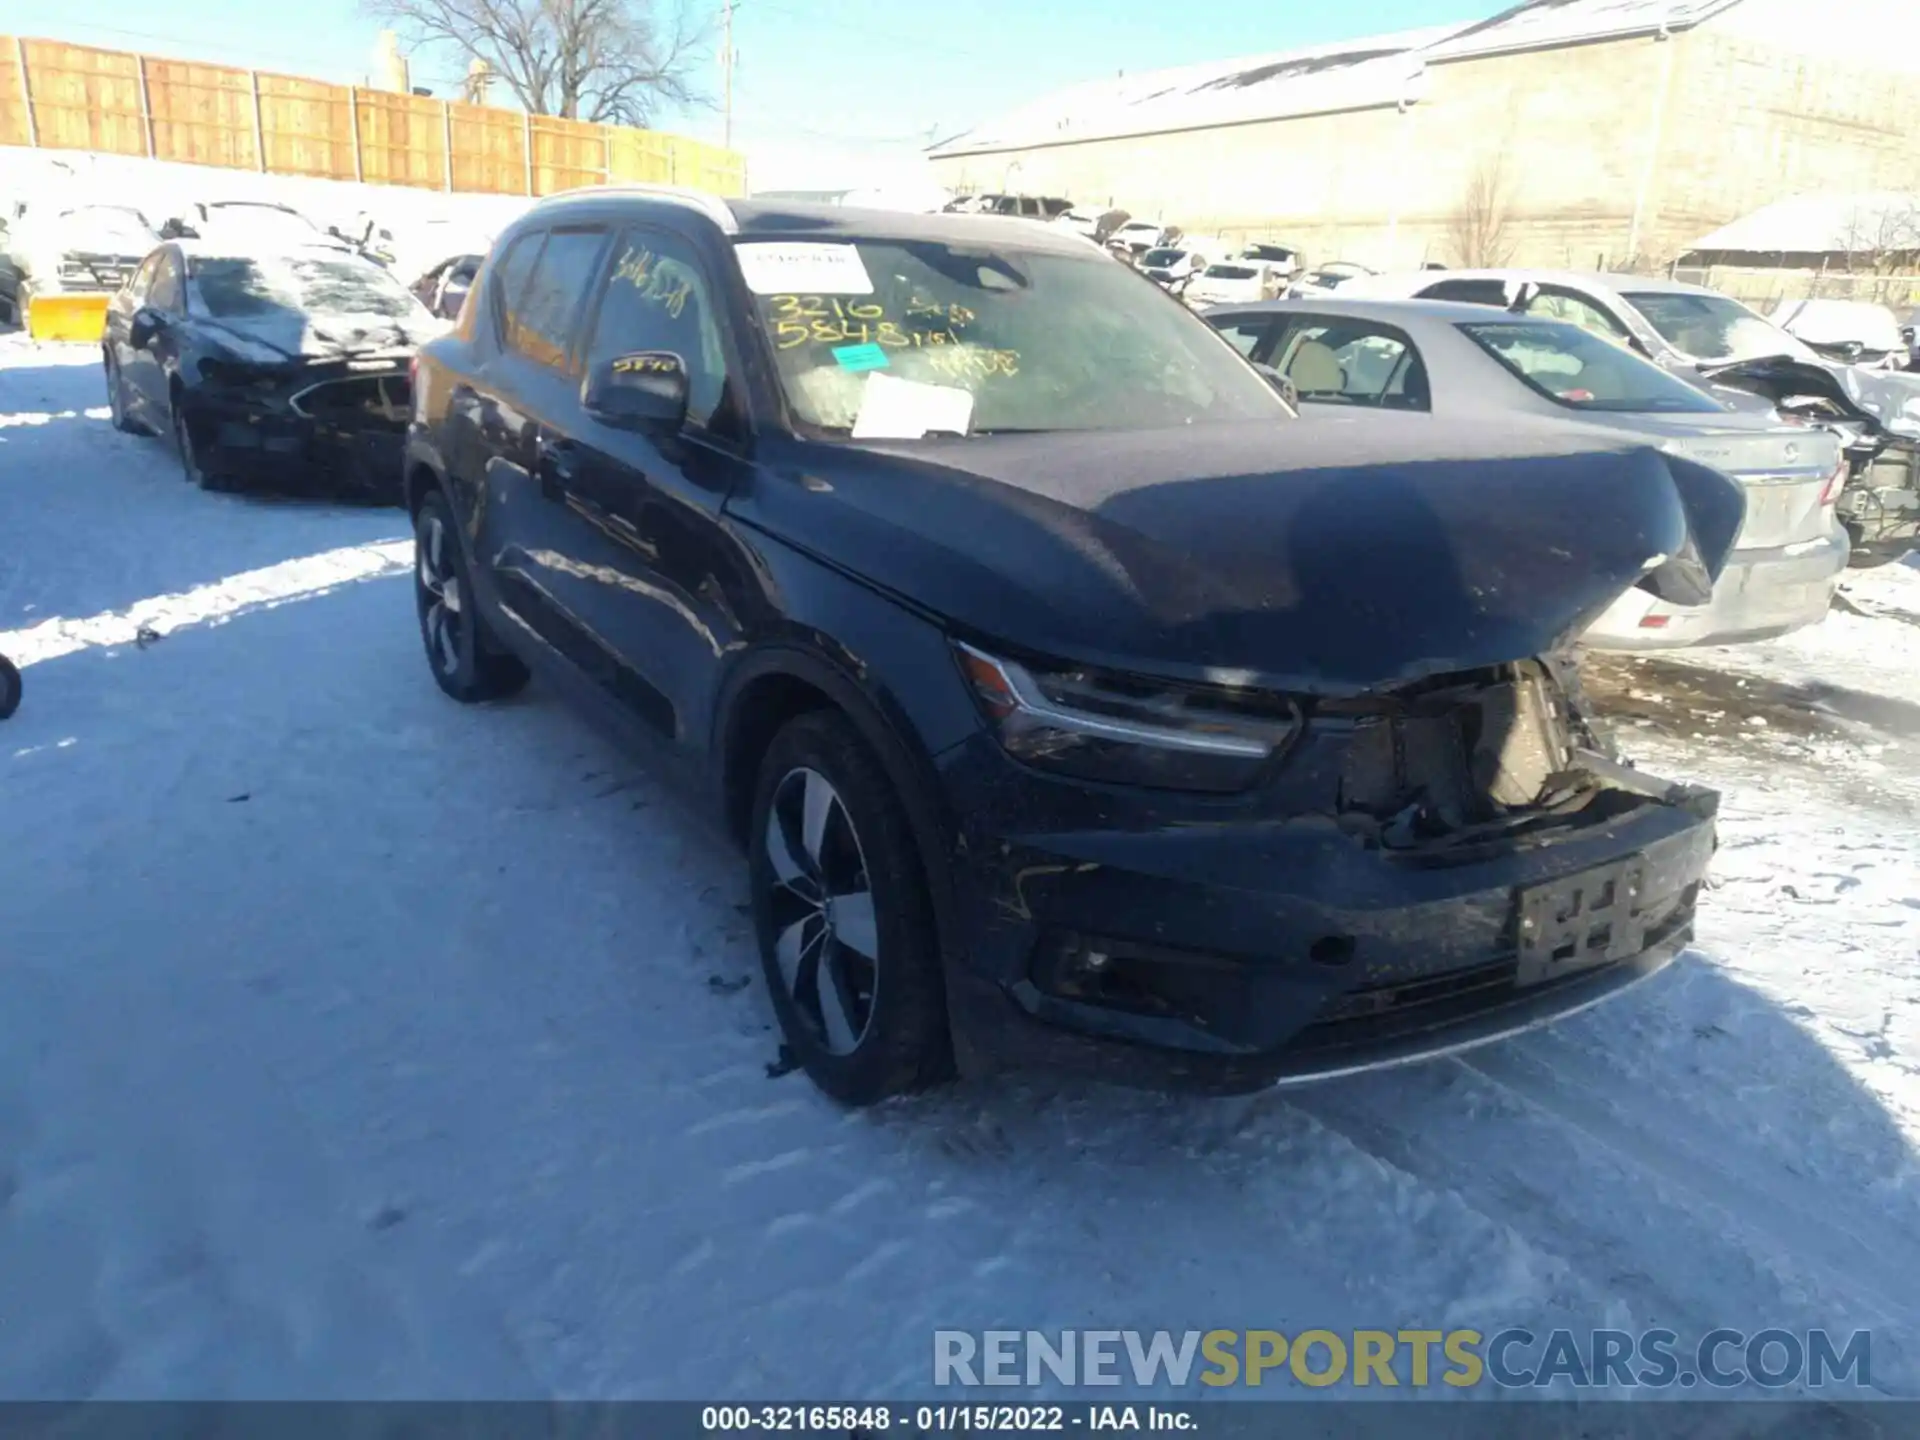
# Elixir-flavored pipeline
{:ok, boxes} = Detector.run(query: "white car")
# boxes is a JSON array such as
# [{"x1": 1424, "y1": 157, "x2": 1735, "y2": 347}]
[
  {"x1": 0, "y1": 202, "x2": 159, "y2": 324},
  {"x1": 1186, "y1": 260, "x2": 1285, "y2": 308},
  {"x1": 1114, "y1": 219, "x2": 1170, "y2": 255}
]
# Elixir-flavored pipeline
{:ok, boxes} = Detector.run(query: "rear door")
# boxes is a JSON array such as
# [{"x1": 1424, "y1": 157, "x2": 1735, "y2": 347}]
[{"x1": 465, "y1": 225, "x2": 618, "y2": 678}]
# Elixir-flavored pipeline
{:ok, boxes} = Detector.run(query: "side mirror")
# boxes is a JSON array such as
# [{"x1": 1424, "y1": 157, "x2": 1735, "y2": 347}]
[
  {"x1": 582, "y1": 350, "x2": 689, "y2": 433},
  {"x1": 129, "y1": 306, "x2": 164, "y2": 350}
]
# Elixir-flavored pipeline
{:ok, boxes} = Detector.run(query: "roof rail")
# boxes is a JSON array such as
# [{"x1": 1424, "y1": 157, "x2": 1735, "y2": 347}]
[{"x1": 537, "y1": 183, "x2": 739, "y2": 234}]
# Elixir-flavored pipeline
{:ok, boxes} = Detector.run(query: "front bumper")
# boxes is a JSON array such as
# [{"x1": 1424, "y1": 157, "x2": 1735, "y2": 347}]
[
  {"x1": 1582, "y1": 528, "x2": 1848, "y2": 651},
  {"x1": 187, "y1": 365, "x2": 411, "y2": 501},
  {"x1": 937, "y1": 737, "x2": 1718, "y2": 1093}
]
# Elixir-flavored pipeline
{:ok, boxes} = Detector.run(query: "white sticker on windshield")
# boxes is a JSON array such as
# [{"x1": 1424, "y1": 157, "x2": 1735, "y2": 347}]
[
  {"x1": 735, "y1": 242, "x2": 873, "y2": 296},
  {"x1": 851, "y1": 372, "x2": 974, "y2": 440}
]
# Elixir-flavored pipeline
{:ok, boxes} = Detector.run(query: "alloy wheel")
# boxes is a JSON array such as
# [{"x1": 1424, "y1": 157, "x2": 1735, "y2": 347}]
[
  {"x1": 416, "y1": 511, "x2": 465, "y2": 679},
  {"x1": 762, "y1": 766, "x2": 880, "y2": 1055}
]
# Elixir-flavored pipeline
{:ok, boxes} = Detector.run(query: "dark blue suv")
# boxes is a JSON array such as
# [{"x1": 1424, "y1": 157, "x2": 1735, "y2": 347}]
[{"x1": 402, "y1": 187, "x2": 1736, "y2": 1105}]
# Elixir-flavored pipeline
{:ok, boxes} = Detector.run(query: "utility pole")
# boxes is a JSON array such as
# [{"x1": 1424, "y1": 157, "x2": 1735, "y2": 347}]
[{"x1": 722, "y1": 0, "x2": 734, "y2": 150}]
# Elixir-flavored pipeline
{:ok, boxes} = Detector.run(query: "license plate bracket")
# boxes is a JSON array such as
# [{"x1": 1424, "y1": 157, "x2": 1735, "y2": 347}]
[{"x1": 1515, "y1": 856, "x2": 1648, "y2": 988}]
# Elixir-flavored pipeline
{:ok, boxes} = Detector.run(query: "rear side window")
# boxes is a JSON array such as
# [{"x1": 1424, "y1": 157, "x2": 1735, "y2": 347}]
[
  {"x1": 584, "y1": 228, "x2": 730, "y2": 428},
  {"x1": 489, "y1": 233, "x2": 544, "y2": 347},
  {"x1": 1460, "y1": 320, "x2": 1720, "y2": 413},
  {"x1": 1271, "y1": 317, "x2": 1429, "y2": 410},
  {"x1": 504, "y1": 228, "x2": 608, "y2": 371}
]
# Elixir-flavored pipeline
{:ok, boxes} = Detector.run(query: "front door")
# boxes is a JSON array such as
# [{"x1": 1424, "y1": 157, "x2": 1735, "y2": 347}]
[
  {"x1": 124, "y1": 247, "x2": 185, "y2": 421},
  {"x1": 557, "y1": 224, "x2": 753, "y2": 747}
]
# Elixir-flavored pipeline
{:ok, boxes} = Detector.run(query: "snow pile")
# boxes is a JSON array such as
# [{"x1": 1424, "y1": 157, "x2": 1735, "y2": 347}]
[{"x1": 1687, "y1": 191, "x2": 1920, "y2": 257}]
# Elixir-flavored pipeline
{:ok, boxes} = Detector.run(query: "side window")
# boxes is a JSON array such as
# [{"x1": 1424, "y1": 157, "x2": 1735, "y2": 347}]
[
  {"x1": 488, "y1": 232, "x2": 545, "y2": 349},
  {"x1": 127, "y1": 251, "x2": 160, "y2": 304},
  {"x1": 1527, "y1": 288, "x2": 1632, "y2": 342},
  {"x1": 584, "y1": 227, "x2": 731, "y2": 429},
  {"x1": 1417, "y1": 278, "x2": 1508, "y2": 307},
  {"x1": 1272, "y1": 318, "x2": 1430, "y2": 411},
  {"x1": 503, "y1": 227, "x2": 608, "y2": 372},
  {"x1": 1212, "y1": 317, "x2": 1278, "y2": 363},
  {"x1": 147, "y1": 252, "x2": 183, "y2": 313}
]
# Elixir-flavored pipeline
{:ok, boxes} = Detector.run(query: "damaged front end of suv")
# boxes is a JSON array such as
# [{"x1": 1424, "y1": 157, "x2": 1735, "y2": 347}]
[{"x1": 863, "y1": 421, "x2": 1746, "y2": 1092}]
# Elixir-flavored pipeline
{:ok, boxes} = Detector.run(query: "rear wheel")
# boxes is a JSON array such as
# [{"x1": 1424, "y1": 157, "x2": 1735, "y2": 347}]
[
  {"x1": 413, "y1": 488, "x2": 529, "y2": 703},
  {"x1": 748, "y1": 710, "x2": 952, "y2": 1105}
]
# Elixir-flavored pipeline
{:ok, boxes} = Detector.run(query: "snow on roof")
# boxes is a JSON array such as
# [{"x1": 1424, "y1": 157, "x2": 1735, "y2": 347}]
[
  {"x1": 930, "y1": 0, "x2": 1746, "y2": 157},
  {"x1": 1686, "y1": 191, "x2": 1920, "y2": 255}
]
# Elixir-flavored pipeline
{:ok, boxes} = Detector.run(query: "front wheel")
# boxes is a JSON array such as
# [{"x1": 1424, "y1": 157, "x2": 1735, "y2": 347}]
[
  {"x1": 172, "y1": 400, "x2": 221, "y2": 490},
  {"x1": 748, "y1": 711, "x2": 952, "y2": 1105},
  {"x1": 0, "y1": 654, "x2": 20, "y2": 720},
  {"x1": 105, "y1": 352, "x2": 147, "y2": 435}
]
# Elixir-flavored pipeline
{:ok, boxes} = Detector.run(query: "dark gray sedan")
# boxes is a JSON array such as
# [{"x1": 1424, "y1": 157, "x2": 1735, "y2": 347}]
[{"x1": 1204, "y1": 297, "x2": 1850, "y2": 652}]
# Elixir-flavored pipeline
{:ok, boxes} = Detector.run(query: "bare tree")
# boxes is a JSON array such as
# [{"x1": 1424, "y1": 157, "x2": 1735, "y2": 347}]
[
  {"x1": 1447, "y1": 156, "x2": 1517, "y2": 269},
  {"x1": 364, "y1": 0, "x2": 711, "y2": 126}
]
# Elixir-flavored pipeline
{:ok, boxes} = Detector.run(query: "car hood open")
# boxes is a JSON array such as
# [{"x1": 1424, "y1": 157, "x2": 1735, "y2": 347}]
[
  {"x1": 1701, "y1": 354, "x2": 1920, "y2": 443},
  {"x1": 741, "y1": 412, "x2": 1745, "y2": 695}
]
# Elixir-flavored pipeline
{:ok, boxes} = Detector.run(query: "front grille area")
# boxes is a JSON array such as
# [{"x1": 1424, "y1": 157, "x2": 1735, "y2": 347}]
[
  {"x1": 1283, "y1": 884, "x2": 1697, "y2": 1059},
  {"x1": 1326, "y1": 661, "x2": 1583, "y2": 851},
  {"x1": 289, "y1": 374, "x2": 411, "y2": 425}
]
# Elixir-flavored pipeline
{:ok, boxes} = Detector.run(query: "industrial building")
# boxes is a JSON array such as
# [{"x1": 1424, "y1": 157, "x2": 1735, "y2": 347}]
[{"x1": 927, "y1": 0, "x2": 1920, "y2": 272}]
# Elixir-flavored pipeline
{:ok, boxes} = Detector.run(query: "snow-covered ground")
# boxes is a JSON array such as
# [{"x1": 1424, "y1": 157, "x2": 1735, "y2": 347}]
[{"x1": 2, "y1": 333, "x2": 1918, "y2": 1406}]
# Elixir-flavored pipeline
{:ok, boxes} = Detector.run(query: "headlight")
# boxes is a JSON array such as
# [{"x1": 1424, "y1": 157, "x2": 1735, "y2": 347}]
[{"x1": 953, "y1": 641, "x2": 1298, "y2": 793}]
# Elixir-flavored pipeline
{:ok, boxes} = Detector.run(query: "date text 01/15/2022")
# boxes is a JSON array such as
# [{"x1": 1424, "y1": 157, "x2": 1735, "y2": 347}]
[{"x1": 698, "y1": 1405, "x2": 1199, "y2": 1433}]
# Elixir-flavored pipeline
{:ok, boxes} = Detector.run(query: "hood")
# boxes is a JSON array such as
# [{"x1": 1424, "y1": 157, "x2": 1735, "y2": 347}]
[
  {"x1": 203, "y1": 308, "x2": 448, "y2": 363},
  {"x1": 739, "y1": 413, "x2": 1745, "y2": 695},
  {"x1": 1702, "y1": 354, "x2": 1920, "y2": 442}
]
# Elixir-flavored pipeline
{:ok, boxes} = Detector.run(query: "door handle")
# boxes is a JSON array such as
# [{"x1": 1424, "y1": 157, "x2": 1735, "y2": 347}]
[{"x1": 535, "y1": 437, "x2": 580, "y2": 501}]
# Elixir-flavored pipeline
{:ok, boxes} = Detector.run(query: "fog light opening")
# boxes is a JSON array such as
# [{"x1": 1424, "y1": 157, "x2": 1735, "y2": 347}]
[{"x1": 1308, "y1": 935, "x2": 1356, "y2": 968}]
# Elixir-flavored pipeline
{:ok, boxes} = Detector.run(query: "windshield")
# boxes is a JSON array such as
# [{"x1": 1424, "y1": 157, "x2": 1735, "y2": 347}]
[
  {"x1": 1622, "y1": 290, "x2": 1820, "y2": 364},
  {"x1": 1307, "y1": 272, "x2": 1350, "y2": 289},
  {"x1": 188, "y1": 253, "x2": 422, "y2": 321},
  {"x1": 1203, "y1": 265, "x2": 1257, "y2": 280},
  {"x1": 53, "y1": 206, "x2": 156, "y2": 254},
  {"x1": 1141, "y1": 248, "x2": 1187, "y2": 268},
  {"x1": 1461, "y1": 320, "x2": 1724, "y2": 413},
  {"x1": 738, "y1": 236, "x2": 1286, "y2": 438}
]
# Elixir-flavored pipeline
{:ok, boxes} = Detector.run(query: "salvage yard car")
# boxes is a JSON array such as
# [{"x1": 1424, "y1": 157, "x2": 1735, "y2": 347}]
[
  {"x1": 1367, "y1": 268, "x2": 1920, "y2": 566},
  {"x1": 1207, "y1": 297, "x2": 1848, "y2": 650},
  {"x1": 0, "y1": 202, "x2": 159, "y2": 328},
  {"x1": 102, "y1": 239, "x2": 444, "y2": 499},
  {"x1": 403, "y1": 190, "x2": 1735, "y2": 1105},
  {"x1": 1185, "y1": 259, "x2": 1285, "y2": 308}
]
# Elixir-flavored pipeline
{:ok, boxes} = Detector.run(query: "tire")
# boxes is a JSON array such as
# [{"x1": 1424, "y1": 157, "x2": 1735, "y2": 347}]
[
  {"x1": 171, "y1": 397, "x2": 222, "y2": 490},
  {"x1": 0, "y1": 655, "x2": 19, "y2": 720},
  {"x1": 748, "y1": 710, "x2": 952, "y2": 1105},
  {"x1": 413, "y1": 488, "x2": 529, "y2": 703},
  {"x1": 104, "y1": 352, "x2": 146, "y2": 435}
]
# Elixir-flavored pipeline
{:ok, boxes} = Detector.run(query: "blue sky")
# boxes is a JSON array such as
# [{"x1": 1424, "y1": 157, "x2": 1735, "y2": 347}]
[{"x1": 9, "y1": 0, "x2": 1492, "y2": 168}]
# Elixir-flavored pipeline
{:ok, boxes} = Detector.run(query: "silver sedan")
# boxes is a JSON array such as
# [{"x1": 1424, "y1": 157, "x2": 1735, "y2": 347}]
[{"x1": 1204, "y1": 296, "x2": 1850, "y2": 651}]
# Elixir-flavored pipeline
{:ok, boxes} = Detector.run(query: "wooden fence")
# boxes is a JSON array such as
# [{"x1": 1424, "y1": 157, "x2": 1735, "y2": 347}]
[{"x1": 0, "y1": 36, "x2": 746, "y2": 197}]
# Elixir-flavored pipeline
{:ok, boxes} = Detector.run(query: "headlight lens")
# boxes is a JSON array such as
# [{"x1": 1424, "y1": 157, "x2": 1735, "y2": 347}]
[{"x1": 954, "y1": 641, "x2": 1298, "y2": 793}]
